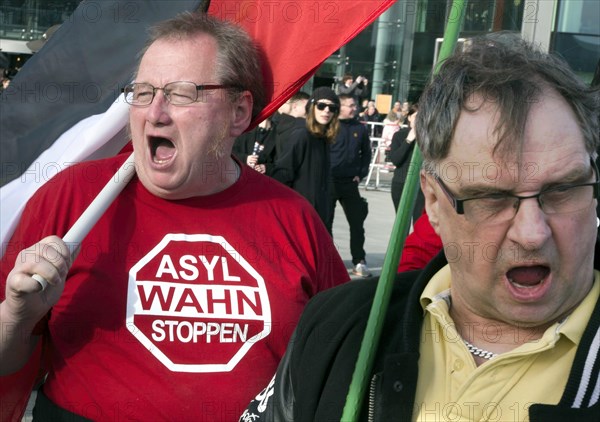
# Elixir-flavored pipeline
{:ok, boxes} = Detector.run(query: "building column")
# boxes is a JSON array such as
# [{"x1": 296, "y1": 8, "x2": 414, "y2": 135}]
[
  {"x1": 371, "y1": 7, "x2": 394, "y2": 99},
  {"x1": 521, "y1": 0, "x2": 557, "y2": 52}
]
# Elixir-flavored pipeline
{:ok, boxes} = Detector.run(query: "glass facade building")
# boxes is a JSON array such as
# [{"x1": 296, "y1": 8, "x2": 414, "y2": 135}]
[
  {"x1": 1, "y1": 0, "x2": 598, "y2": 103},
  {"x1": 318, "y1": 0, "x2": 598, "y2": 105}
]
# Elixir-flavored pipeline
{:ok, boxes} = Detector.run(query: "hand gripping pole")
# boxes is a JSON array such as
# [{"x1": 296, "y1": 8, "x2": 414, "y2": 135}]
[{"x1": 33, "y1": 153, "x2": 136, "y2": 291}]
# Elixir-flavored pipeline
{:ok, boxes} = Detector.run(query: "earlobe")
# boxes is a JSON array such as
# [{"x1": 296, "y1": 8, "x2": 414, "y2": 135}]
[
  {"x1": 230, "y1": 91, "x2": 253, "y2": 137},
  {"x1": 421, "y1": 171, "x2": 441, "y2": 235}
]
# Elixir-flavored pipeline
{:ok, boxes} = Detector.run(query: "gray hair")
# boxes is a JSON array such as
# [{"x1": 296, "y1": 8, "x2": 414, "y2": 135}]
[
  {"x1": 417, "y1": 32, "x2": 599, "y2": 171},
  {"x1": 137, "y1": 12, "x2": 266, "y2": 120}
]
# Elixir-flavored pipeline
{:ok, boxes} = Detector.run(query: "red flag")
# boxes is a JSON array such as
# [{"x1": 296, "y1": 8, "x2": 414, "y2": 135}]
[
  {"x1": 209, "y1": 1, "x2": 396, "y2": 124},
  {"x1": 0, "y1": 1, "x2": 394, "y2": 420}
]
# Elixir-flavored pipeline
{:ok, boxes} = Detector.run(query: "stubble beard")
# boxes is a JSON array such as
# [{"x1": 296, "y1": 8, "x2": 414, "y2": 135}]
[{"x1": 207, "y1": 118, "x2": 231, "y2": 160}]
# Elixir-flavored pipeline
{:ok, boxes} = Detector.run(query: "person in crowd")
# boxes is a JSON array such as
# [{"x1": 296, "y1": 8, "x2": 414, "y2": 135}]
[
  {"x1": 359, "y1": 99, "x2": 382, "y2": 137},
  {"x1": 400, "y1": 100, "x2": 410, "y2": 120},
  {"x1": 337, "y1": 74, "x2": 368, "y2": 105},
  {"x1": 390, "y1": 100, "x2": 405, "y2": 123},
  {"x1": 242, "y1": 32, "x2": 600, "y2": 421},
  {"x1": 271, "y1": 91, "x2": 309, "y2": 160},
  {"x1": 380, "y1": 108, "x2": 402, "y2": 163},
  {"x1": 327, "y1": 94, "x2": 372, "y2": 277},
  {"x1": 359, "y1": 98, "x2": 369, "y2": 115},
  {"x1": 0, "y1": 13, "x2": 349, "y2": 420},
  {"x1": 272, "y1": 87, "x2": 340, "y2": 224},
  {"x1": 389, "y1": 104, "x2": 424, "y2": 220},
  {"x1": 232, "y1": 117, "x2": 277, "y2": 175}
]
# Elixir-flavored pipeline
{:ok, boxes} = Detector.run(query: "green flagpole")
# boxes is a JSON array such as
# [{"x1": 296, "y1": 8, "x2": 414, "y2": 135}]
[{"x1": 340, "y1": 1, "x2": 467, "y2": 420}]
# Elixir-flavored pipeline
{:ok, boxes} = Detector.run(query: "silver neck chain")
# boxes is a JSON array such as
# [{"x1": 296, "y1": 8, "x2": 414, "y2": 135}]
[{"x1": 463, "y1": 339, "x2": 498, "y2": 360}]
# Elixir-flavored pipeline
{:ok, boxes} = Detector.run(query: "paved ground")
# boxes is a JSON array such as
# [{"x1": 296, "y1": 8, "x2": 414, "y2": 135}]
[{"x1": 22, "y1": 172, "x2": 398, "y2": 420}]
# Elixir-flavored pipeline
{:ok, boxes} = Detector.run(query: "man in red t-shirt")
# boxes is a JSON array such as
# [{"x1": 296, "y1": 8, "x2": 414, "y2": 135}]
[{"x1": 0, "y1": 13, "x2": 349, "y2": 420}]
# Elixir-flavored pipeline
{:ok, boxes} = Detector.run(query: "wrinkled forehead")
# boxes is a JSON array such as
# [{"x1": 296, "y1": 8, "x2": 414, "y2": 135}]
[
  {"x1": 137, "y1": 34, "x2": 218, "y2": 80},
  {"x1": 440, "y1": 91, "x2": 589, "y2": 186}
]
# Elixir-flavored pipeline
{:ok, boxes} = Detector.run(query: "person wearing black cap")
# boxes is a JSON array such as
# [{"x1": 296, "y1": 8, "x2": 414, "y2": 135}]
[{"x1": 272, "y1": 87, "x2": 341, "y2": 224}]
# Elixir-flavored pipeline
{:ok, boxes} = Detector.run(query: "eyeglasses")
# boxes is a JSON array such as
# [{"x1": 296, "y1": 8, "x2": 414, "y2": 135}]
[
  {"x1": 315, "y1": 102, "x2": 339, "y2": 113},
  {"x1": 122, "y1": 81, "x2": 239, "y2": 106},
  {"x1": 434, "y1": 158, "x2": 600, "y2": 224}
]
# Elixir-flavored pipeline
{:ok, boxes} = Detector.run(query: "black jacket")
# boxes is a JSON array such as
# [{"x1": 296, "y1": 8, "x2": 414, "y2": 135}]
[
  {"x1": 243, "y1": 242, "x2": 600, "y2": 421},
  {"x1": 389, "y1": 126, "x2": 416, "y2": 186},
  {"x1": 232, "y1": 125, "x2": 277, "y2": 176},
  {"x1": 271, "y1": 113, "x2": 305, "y2": 157},
  {"x1": 330, "y1": 118, "x2": 372, "y2": 181},
  {"x1": 271, "y1": 126, "x2": 331, "y2": 224}
]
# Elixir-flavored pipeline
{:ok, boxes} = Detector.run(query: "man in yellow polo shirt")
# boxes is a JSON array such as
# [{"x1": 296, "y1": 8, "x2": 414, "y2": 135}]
[{"x1": 242, "y1": 32, "x2": 600, "y2": 421}]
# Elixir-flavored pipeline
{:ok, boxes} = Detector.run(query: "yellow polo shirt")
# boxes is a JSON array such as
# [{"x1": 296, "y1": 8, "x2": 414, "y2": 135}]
[{"x1": 413, "y1": 266, "x2": 600, "y2": 422}]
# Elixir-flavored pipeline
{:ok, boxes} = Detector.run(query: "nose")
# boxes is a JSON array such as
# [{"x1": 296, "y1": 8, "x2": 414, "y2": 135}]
[
  {"x1": 506, "y1": 197, "x2": 551, "y2": 251},
  {"x1": 145, "y1": 89, "x2": 171, "y2": 126}
]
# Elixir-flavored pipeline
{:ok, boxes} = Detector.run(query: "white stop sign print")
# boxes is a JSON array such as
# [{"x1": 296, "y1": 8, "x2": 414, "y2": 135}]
[{"x1": 126, "y1": 233, "x2": 272, "y2": 372}]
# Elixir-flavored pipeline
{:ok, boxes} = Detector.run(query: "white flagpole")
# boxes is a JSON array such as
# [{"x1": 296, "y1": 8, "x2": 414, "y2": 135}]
[{"x1": 33, "y1": 152, "x2": 136, "y2": 291}]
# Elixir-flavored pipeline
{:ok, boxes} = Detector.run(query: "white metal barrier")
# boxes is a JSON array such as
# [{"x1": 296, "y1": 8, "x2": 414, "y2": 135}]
[{"x1": 362, "y1": 121, "x2": 397, "y2": 190}]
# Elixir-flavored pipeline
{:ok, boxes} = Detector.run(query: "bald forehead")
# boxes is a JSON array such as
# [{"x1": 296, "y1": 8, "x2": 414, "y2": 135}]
[{"x1": 139, "y1": 34, "x2": 218, "y2": 82}]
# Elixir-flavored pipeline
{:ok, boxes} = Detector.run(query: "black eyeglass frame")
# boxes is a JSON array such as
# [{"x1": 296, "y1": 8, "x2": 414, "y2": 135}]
[
  {"x1": 121, "y1": 81, "x2": 241, "y2": 106},
  {"x1": 433, "y1": 157, "x2": 600, "y2": 215}
]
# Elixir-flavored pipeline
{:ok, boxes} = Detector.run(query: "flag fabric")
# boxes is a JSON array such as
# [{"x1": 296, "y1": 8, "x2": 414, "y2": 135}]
[
  {"x1": 0, "y1": 1, "x2": 395, "y2": 420},
  {"x1": 1, "y1": 0, "x2": 395, "y2": 250},
  {"x1": 208, "y1": 0, "x2": 396, "y2": 122},
  {"x1": 0, "y1": 0, "x2": 207, "y2": 250},
  {"x1": 0, "y1": 1, "x2": 207, "y2": 187},
  {"x1": 0, "y1": 98, "x2": 130, "y2": 256}
]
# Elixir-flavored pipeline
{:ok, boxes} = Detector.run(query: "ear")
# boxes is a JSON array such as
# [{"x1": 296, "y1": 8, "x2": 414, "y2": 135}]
[
  {"x1": 421, "y1": 171, "x2": 442, "y2": 236},
  {"x1": 229, "y1": 90, "x2": 253, "y2": 138}
]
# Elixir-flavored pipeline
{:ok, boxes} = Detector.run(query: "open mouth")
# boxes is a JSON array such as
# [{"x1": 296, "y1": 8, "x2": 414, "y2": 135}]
[
  {"x1": 506, "y1": 265, "x2": 550, "y2": 288},
  {"x1": 149, "y1": 136, "x2": 176, "y2": 164}
]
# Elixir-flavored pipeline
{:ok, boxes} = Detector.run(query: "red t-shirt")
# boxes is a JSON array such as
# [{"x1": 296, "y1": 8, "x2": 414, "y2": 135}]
[{"x1": 1, "y1": 153, "x2": 349, "y2": 420}]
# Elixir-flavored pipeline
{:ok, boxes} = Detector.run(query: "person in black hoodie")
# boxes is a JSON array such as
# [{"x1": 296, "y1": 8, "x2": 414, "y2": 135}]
[
  {"x1": 242, "y1": 32, "x2": 600, "y2": 421},
  {"x1": 272, "y1": 87, "x2": 340, "y2": 224},
  {"x1": 327, "y1": 93, "x2": 372, "y2": 277},
  {"x1": 271, "y1": 91, "x2": 310, "y2": 163}
]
